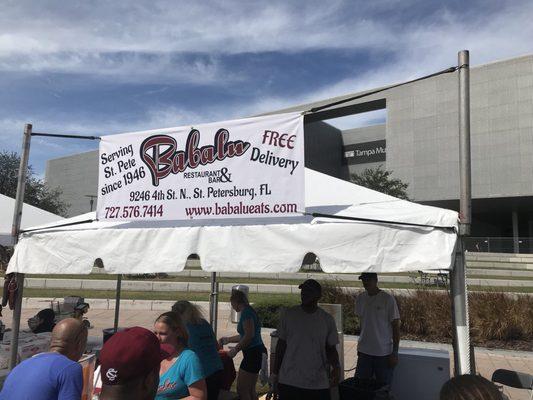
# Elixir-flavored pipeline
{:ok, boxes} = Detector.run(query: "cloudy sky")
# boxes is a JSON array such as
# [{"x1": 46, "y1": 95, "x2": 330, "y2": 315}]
[{"x1": 1, "y1": 0, "x2": 532, "y2": 175}]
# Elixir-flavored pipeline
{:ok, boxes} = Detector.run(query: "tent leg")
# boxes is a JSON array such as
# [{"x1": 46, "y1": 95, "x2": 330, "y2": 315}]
[
  {"x1": 9, "y1": 124, "x2": 33, "y2": 370},
  {"x1": 9, "y1": 274, "x2": 25, "y2": 369},
  {"x1": 209, "y1": 272, "x2": 218, "y2": 336},
  {"x1": 450, "y1": 238, "x2": 471, "y2": 375},
  {"x1": 113, "y1": 274, "x2": 122, "y2": 332}
]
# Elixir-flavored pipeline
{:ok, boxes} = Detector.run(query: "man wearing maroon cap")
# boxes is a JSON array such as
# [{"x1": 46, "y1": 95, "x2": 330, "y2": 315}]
[{"x1": 99, "y1": 327, "x2": 168, "y2": 400}]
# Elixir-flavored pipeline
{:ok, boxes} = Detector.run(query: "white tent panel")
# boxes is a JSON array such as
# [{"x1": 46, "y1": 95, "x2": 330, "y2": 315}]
[
  {"x1": 0, "y1": 194, "x2": 63, "y2": 246},
  {"x1": 7, "y1": 169, "x2": 458, "y2": 275}
]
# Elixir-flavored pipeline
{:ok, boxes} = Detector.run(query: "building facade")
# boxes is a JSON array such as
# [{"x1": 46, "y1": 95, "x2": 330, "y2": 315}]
[{"x1": 46, "y1": 55, "x2": 533, "y2": 244}]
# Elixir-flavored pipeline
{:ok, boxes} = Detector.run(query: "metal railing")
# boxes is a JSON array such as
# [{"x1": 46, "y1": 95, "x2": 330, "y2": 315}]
[{"x1": 465, "y1": 237, "x2": 533, "y2": 254}]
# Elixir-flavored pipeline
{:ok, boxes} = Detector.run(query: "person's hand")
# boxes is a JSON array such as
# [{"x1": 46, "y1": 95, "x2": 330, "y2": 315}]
[
  {"x1": 218, "y1": 337, "x2": 229, "y2": 347},
  {"x1": 388, "y1": 352, "x2": 399, "y2": 368},
  {"x1": 227, "y1": 347, "x2": 238, "y2": 358},
  {"x1": 329, "y1": 365, "x2": 341, "y2": 387}
]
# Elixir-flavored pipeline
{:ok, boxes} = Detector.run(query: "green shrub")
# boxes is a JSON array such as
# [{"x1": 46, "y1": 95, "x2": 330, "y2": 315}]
[
  {"x1": 254, "y1": 297, "x2": 299, "y2": 329},
  {"x1": 396, "y1": 289, "x2": 453, "y2": 341},
  {"x1": 254, "y1": 279, "x2": 533, "y2": 349},
  {"x1": 321, "y1": 280, "x2": 361, "y2": 335},
  {"x1": 469, "y1": 291, "x2": 533, "y2": 342}
]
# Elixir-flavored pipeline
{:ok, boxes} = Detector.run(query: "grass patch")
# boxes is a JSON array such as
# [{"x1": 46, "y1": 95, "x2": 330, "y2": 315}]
[
  {"x1": 22, "y1": 272, "x2": 533, "y2": 284},
  {"x1": 467, "y1": 274, "x2": 533, "y2": 281},
  {"x1": 16, "y1": 275, "x2": 533, "y2": 293},
  {"x1": 3, "y1": 270, "x2": 531, "y2": 297}
]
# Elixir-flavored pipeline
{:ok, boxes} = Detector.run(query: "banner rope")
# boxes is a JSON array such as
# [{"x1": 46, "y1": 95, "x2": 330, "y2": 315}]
[
  {"x1": 31, "y1": 132, "x2": 101, "y2": 140},
  {"x1": 306, "y1": 65, "x2": 460, "y2": 114},
  {"x1": 20, "y1": 219, "x2": 97, "y2": 234}
]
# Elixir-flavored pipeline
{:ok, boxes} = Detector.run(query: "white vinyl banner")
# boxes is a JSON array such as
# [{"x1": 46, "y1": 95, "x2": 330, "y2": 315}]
[{"x1": 97, "y1": 112, "x2": 304, "y2": 221}]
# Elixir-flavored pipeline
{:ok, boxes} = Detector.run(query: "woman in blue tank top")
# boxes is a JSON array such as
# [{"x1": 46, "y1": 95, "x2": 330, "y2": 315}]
[
  {"x1": 218, "y1": 289, "x2": 266, "y2": 400},
  {"x1": 153, "y1": 312, "x2": 207, "y2": 399}
]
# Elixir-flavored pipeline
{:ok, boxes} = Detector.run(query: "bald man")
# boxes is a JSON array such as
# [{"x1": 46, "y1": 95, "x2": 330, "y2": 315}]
[{"x1": 0, "y1": 318, "x2": 88, "y2": 400}]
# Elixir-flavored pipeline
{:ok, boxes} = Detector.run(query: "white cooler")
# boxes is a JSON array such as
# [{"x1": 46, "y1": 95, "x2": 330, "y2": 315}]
[{"x1": 391, "y1": 348, "x2": 450, "y2": 400}]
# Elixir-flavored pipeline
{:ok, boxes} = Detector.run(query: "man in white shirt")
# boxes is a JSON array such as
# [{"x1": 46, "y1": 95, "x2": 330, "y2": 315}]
[
  {"x1": 271, "y1": 279, "x2": 340, "y2": 400},
  {"x1": 355, "y1": 273, "x2": 400, "y2": 386}
]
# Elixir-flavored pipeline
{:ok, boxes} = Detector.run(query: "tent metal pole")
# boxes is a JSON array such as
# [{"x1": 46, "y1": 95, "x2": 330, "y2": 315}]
[
  {"x1": 209, "y1": 272, "x2": 219, "y2": 336},
  {"x1": 458, "y1": 50, "x2": 472, "y2": 233},
  {"x1": 113, "y1": 274, "x2": 122, "y2": 332},
  {"x1": 451, "y1": 49, "x2": 472, "y2": 375},
  {"x1": 450, "y1": 240, "x2": 470, "y2": 375},
  {"x1": 9, "y1": 124, "x2": 33, "y2": 370}
]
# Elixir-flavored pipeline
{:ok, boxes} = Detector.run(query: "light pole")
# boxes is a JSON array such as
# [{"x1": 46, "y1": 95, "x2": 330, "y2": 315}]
[{"x1": 85, "y1": 195, "x2": 97, "y2": 212}]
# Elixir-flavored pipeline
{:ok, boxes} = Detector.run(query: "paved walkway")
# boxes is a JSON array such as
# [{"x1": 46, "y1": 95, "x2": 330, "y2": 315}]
[{"x1": 3, "y1": 305, "x2": 532, "y2": 399}]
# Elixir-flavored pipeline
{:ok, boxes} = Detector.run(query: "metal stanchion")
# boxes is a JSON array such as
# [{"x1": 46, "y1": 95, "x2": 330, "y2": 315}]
[
  {"x1": 113, "y1": 274, "x2": 122, "y2": 332},
  {"x1": 451, "y1": 50, "x2": 472, "y2": 375},
  {"x1": 209, "y1": 272, "x2": 219, "y2": 336},
  {"x1": 9, "y1": 124, "x2": 33, "y2": 370}
]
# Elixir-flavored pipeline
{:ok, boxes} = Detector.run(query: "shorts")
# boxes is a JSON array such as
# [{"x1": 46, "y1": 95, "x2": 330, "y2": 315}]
[{"x1": 240, "y1": 345, "x2": 265, "y2": 374}]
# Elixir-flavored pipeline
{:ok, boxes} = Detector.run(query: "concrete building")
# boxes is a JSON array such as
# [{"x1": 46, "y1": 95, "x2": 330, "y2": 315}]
[{"x1": 46, "y1": 54, "x2": 533, "y2": 248}]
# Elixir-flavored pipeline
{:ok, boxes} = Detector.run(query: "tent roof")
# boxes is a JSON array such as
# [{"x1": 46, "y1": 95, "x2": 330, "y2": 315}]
[
  {"x1": 8, "y1": 169, "x2": 458, "y2": 275},
  {"x1": 0, "y1": 194, "x2": 63, "y2": 246}
]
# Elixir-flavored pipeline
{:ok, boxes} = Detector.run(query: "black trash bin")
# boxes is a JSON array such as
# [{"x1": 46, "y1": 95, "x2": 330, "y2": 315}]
[
  {"x1": 338, "y1": 377, "x2": 389, "y2": 400},
  {"x1": 103, "y1": 327, "x2": 125, "y2": 343}
]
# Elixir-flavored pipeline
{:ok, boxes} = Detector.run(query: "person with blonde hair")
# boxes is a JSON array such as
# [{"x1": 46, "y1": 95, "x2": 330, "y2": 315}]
[
  {"x1": 172, "y1": 301, "x2": 223, "y2": 400},
  {"x1": 219, "y1": 290, "x2": 265, "y2": 400},
  {"x1": 154, "y1": 311, "x2": 207, "y2": 400}
]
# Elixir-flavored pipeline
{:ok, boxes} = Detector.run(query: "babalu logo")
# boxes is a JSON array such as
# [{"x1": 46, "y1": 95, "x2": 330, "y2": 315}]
[{"x1": 140, "y1": 128, "x2": 251, "y2": 186}]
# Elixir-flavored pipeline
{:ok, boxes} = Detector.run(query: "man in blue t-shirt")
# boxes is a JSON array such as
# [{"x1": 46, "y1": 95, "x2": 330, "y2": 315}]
[{"x1": 0, "y1": 318, "x2": 88, "y2": 400}]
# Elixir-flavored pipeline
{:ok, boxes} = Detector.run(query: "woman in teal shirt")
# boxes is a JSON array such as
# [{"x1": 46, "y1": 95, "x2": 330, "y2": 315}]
[
  {"x1": 219, "y1": 290, "x2": 265, "y2": 400},
  {"x1": 154, "y1": 312, "x2": 207, "y2": 400}
]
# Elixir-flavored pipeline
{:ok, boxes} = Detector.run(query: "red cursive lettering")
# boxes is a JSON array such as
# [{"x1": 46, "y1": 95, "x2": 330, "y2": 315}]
[{"x1": 140, "y1": 128, "x2": 251, "y2": 186}]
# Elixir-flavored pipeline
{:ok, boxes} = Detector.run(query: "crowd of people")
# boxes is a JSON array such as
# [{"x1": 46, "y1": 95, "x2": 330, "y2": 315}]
[{"x1": 0, "y1": 276, "x2": 509, "y2": 400}]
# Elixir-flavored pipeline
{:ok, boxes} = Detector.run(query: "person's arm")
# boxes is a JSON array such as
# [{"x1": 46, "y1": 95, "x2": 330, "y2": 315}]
[
  {"x1": 271, "y1": 311, "x2": 288, "y2": 394},
  {"x1": 272, "y1": 338, "x2": 286, "y2": 375},
  {"x1": 228, "y1": 318, "x2": 254, "y2": 357},
  {"x1": 57, "y1": 363, "x2": 83, "y2": 400},
  {"x1": 184, "y1": 379, "x2": 207, "y2": 400},
  {"x1": 270, "y1": 338, "x2": 286, "y2": 395},
  {"x1": 389, "y1": 295, "x2": 401, "y2": 367},
  {"x1": 389, "y1": 319, "x2": 400, "y2": 367},
  {"x1": 218, "y1": 334, "x2": 240, "y2": 346},
  {"x1": 326, "y1": 344, "x2": 341, "y2": 386},
  {"x1": 325, "y1": 315, "x2": 341, "y2": 386},
  {"x1": 392, "y1": 319, "x2": 400, "y2": 353}
]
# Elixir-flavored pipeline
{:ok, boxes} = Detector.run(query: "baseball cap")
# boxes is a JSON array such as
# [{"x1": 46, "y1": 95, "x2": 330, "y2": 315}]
[
  {"x1": 298, "y1": 279, "x2": 322, "y2": 293},
  {"x1": 99, "y1": 326, "x2": 169, "y2": 385},
  {"x1": 358, "y1": 272, "x2": 378, "y2": 281}
]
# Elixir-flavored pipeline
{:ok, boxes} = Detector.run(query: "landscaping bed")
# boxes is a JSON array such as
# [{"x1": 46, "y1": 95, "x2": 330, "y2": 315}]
[{"x1": 255, "y1": 284, "x2": 533, "y2": 352}]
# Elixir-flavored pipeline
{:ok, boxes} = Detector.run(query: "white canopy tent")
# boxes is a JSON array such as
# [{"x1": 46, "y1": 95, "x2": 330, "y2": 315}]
[
  {"x1": 5, "y1": 51, "x2": 474, "y2": 378},
  {"x1": 0, "y1": 194, "x2": 63, "y2": 247},
  {"x1": 8, "y1": 168, "x2": 458, "y2": 275}
]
